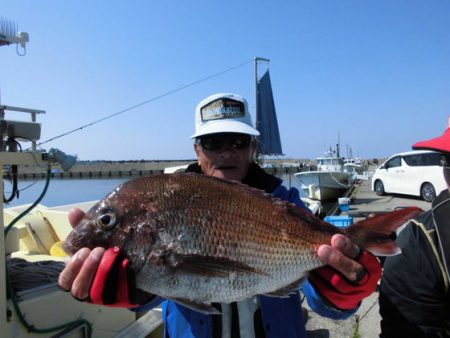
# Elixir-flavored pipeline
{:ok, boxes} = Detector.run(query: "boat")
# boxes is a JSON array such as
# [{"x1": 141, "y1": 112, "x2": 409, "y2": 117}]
[
  {"x1": 342, "y1": 146, "x2": 369, "y2": 181},
  {"x1": 1, "y1": 149, "x2": 164, "y2": 338},
  {"x1": 343, "y1": 157, "x2": 370, "y2": 181},
  {"x1": 294, "y1": 148, "x2": 352, "y2": 201},
  {"x1": 1, "y1": 19, "x2": 164, "y2": 338}
]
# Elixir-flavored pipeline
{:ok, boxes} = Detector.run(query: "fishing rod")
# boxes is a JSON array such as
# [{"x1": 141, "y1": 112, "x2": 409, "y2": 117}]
[{"x1": 37, "y1": 59, "x2": 254, "y2": 147}]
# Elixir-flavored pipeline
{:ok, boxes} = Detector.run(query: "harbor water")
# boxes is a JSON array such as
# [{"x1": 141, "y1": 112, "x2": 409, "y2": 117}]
[{"x1": 3, "y1": 172, "x2": 307, "y2": 208}]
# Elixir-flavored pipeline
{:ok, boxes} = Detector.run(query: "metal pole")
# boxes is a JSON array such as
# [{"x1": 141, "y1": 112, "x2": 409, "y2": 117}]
[
  {"x1": 254, "y1": 57, "x2": 259, "y2": 159},
  {"x1": 254, "y1": 57, "x2": 258, "y2": 129},
  {"x1": 254, "y1": 57, "x2": 271, "y2": 128},
  {"x1": 32, "y1": 112, "x2": 36, "y2": 151},
  {"x1": 0, "y1": 161, "x2": 6, "y2": 335},
  {"x1": 254, "y1": 57, "x2": 270, "y2": 160}
]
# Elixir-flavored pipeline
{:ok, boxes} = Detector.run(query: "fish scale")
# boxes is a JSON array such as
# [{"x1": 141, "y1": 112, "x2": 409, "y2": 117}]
[{"x1": 64, "y1": 173, "x2": 422, "y2": 313}]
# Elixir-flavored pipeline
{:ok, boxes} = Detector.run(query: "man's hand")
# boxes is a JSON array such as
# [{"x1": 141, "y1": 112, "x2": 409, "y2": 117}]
[
  {"x1": 59, "y1": 208, "x2": 101, "y2": 300},
  {"x1": 309, "y1": 234, "x2": 381, "y2": 310},
  {"x1": 58, "y1": 208, "x2": 149, "y2": 308},
  {"x1": 318, "y1": 234, "x2": 364, "y2": 281}
]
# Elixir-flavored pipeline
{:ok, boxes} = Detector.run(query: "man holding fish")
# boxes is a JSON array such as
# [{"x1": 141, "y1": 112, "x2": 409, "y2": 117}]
[
  {"x1": 59, "y1": 93, "x2": 419, "y2": 338},
  {"x1": 379, "y1": 118, "x2": 450, "y2": 337}
]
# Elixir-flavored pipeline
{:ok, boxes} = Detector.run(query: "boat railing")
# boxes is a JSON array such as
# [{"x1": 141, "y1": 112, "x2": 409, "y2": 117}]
[{"x1": 1, "y1": 152, "x2": 163, "y2": 338}]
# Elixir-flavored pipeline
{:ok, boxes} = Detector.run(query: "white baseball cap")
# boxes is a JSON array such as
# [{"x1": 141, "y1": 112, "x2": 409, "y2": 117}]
[{"x1": 190, "y1": 93, "x2": 260, "y2": 139}]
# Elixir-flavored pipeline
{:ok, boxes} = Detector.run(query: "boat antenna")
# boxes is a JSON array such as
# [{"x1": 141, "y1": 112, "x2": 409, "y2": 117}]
[
  {"x1": 0, "y1": 17, "x2": 29, "y2": 55},
  {"x1": 336, "y1": 131, "x2": 341, "y2": 158},
  {"x1": 37, "y1": 59, "x2": 254, "y2": 147}
]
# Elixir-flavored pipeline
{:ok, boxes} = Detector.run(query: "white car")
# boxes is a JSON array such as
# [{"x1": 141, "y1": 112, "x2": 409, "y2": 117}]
[{"x1": 371, "y1": 150, "x2": 446, "y2": 202}]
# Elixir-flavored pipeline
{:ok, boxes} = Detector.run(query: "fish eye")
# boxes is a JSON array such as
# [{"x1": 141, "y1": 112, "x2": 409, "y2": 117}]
[{"x1": 96, "y1": 211, "x2": 117, "y2": 230}]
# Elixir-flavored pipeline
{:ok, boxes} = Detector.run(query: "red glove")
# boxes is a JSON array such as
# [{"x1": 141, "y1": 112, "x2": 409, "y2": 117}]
[
  {"x1": 89, "y1": 247, "x2": 152, "y2": 308},
  {"x1": 308, "y1": 251, "x2": 381, "y2": 310}
]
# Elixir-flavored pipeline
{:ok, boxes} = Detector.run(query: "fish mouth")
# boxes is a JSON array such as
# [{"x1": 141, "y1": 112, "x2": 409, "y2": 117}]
[{"x1": 63, "y1": 221, "x2": 104, "y2": 255}]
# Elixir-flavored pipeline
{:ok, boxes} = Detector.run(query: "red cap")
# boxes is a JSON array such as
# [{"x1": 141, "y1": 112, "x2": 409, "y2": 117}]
[{"x1": 412, "y1": 117, "x2": 450, "y2": 154}]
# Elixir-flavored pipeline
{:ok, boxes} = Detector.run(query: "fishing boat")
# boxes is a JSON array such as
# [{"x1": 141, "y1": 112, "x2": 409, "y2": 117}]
[
  {"x1": 343, "y1": 158, "x2": 370, "y2": 181},
  {"x1": 342, "y1": 146, "x2": 369, "y2": 181},
  {"x1": 0, "y1": 127, "x2": 166, "y2": 337},
  {"x1": 294, "y1": 148, "x2": 352, "y2": 201},
  {"x1": 1, "y1": 19, "x2": 164, "y2": 338}
]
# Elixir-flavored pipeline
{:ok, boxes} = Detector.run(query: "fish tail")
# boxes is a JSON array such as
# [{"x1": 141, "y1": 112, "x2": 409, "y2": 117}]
[{"x1": 344, "y1": 206, "x2": 422, "y2": 256}]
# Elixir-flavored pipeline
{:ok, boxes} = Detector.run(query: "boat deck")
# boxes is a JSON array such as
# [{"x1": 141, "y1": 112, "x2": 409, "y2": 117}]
[{"x1": 304, "y1": 173, "x2": 432, "y2": 337}]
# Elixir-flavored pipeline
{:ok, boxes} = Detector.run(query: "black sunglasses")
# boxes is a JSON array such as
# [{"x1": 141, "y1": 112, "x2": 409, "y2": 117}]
[
  {"x1": 197, "y1": 133, "x2": 252, "y2": 151},
  {"x1": 440, "y1": 154, "x2": 450, "y2": 168}
]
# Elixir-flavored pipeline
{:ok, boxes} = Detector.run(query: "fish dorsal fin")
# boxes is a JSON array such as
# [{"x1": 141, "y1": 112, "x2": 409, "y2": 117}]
[{"x1": 175, "y1": 172, "x2": 294, "y2": 208}]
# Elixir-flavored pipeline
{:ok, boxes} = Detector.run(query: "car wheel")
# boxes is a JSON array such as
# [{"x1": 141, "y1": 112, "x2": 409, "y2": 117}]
[
  {"x1": 421, "y1": 183, "x2": 436, "y2": 202},
  {"x1": 375, "y1": 180, "x2": 385, "y2": 196}
]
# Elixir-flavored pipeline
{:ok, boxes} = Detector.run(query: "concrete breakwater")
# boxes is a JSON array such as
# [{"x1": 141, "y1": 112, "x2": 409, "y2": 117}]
[{"x1": 5, "y1": 159, "x2": 308, "y2": 179}]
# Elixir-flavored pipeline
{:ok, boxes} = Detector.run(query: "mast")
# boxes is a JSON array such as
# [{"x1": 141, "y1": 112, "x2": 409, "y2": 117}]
[
  {"x1": 336, "y1": 131, "x2": 341, "y2": 158},
  {"x1": 254, "y1": 57, "x2": 283, "y2": 158},
  {"x1": 254, "y1": 57, "x2": 270, "y2": 132}
]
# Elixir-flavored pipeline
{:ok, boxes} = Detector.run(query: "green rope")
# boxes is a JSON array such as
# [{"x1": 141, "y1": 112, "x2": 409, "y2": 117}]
[{"x1": 4, "y1": 165, "x2": 51, "y2": 237}]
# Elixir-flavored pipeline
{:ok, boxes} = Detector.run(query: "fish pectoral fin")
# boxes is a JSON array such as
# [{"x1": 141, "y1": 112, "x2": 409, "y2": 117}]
[
  {"x1": 174, "y1": 254, "x2": 263, "y2": 277},
  {"x1": 263, "y1": 277, "x2": 306, "y2": 298},
  {"x1": 167, "y1": 297, "x2": 221, "y2": 315}
]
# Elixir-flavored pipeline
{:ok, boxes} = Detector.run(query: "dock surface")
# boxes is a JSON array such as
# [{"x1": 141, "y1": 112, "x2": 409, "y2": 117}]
[{"x1": 305, "y1": 176, "x2": 432, "y2": 338}]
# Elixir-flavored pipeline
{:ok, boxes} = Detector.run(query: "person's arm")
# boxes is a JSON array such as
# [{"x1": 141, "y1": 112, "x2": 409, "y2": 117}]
[
  {"x1": 273, "y1": 186, "x2": 381, "y2": 319},
  {"x1": 304, "y1": 236, "x2": 381, "y2": 319},
  {"x1": 379, "y1": 220, "x2": 448, "y2": 337},
  {"x1": 271, "y1": 185, "x2": 309, "y2": 211}
]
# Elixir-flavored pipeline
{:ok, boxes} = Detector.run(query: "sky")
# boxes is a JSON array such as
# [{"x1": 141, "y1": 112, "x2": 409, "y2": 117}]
[{"x1": 1, "y1": 0, "x2": 449, "y2": 161}]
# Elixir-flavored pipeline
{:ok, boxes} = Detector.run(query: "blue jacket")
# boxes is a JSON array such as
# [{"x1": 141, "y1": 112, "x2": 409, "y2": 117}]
[{"x1": 136, "y1": 178, "x2": 356, "y2": 338}]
